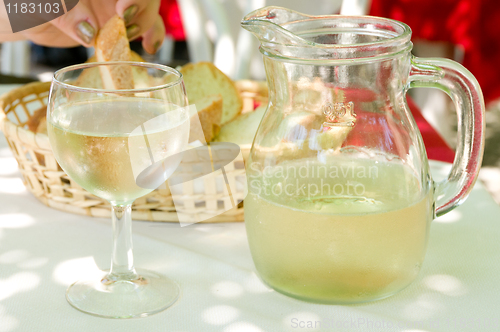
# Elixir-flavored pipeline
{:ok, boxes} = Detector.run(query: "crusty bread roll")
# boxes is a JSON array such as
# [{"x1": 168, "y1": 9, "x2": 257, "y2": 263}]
[
  {"x1": 94, "y1": 15, "x2": 133, "y2": 89},
  {"x1": 180, "y1": 62, "x2": 242, "y2": 124}
]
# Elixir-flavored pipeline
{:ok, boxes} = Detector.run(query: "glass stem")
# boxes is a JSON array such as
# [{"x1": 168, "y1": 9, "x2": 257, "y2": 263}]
[{"x1": 107, "y1": 203, "x2": 137, "y2": 281}]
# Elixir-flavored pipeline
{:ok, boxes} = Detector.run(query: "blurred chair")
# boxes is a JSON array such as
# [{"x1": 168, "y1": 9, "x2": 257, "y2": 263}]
[
  {"x1": 340, "y1": 0, "x2": 371, "y2": 15},
  {"x1": 1, "y1": 41, "x2": 31, "y2": 77},
  {"x1": 0, "y1": 1, "x2": 370, "y2": 80},
  {"x1": 178, "y1": 0, "x2": 235, "y2": 75},
  {"x1": 178, "y1": 0, "x2": 363, "y2": 80}
]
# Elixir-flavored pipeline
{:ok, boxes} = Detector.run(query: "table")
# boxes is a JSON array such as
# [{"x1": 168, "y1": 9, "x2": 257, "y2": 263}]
[{"x1": 1, "y1": 86, "x2": 500, "y2": 332}]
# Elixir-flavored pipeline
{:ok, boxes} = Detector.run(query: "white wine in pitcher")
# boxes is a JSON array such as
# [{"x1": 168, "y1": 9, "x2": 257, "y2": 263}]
[
  {"x1": 245, "y1": 158, "x2": 433, "y2": 303},
  {"x1": 241, "y1": 5, "x2": 484, "y2": 304}
]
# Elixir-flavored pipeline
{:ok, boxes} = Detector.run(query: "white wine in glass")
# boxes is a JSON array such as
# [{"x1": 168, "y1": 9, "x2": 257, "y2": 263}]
[{"x1": 47, "y1": 62, "x2": 190, "y2": 318}]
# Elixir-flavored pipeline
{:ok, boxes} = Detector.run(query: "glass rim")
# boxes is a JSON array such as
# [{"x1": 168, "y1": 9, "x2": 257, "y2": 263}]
[
  {"x1": 52, "y1": 61, "x2": 183, "y2": 93},
  {"x1": 242, "y1": 10, "x2": 412, "y2": 49},
  {"x1": 283, "y1": 15, "x2": 413, "y2": 49},
  {"x1": 242, "y1": 10, "x2": 413, "y2": 63}
]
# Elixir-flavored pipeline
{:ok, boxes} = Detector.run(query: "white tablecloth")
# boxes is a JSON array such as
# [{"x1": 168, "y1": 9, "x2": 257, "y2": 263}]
[{"x1": 1, "y1": 85, "x2": 500, "y2": 332}]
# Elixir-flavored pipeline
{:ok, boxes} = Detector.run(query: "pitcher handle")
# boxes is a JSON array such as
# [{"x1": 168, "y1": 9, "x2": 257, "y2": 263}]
[{"x1": 408, "y1": 56, "x2": 485, "y2": 217}]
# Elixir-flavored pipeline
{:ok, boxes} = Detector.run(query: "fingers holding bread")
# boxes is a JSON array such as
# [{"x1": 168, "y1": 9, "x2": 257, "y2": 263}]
[
  {"x1": 30, "y1": 14, "x2": 266, "y2": 151},
  {"x1": 116, "y1": 0, "x2": 160, "y2": 25},
  {"x1": 115, "y1": 0, "x2": 163, "y2": 43},
  {"x1": 141, "y1": 15, "x2": 166, "y2": 54},
  {"x1": 50, "y1": 1, "x2": 99, "y2": 46}
]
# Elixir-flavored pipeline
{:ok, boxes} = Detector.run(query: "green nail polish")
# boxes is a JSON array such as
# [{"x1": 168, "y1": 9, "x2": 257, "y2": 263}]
[
  {"x1": 76, "y1": 21, "x2": 95, "y2": 44},
  {"x1": 123, "y1": 5, "x2": 138, "y2": 24},
  {"x1": 154, "y1": 41, "x2": 161, "y2": 53},
  {"x1": 126, "y1": 24, "x2": 140, "y2": 39}
]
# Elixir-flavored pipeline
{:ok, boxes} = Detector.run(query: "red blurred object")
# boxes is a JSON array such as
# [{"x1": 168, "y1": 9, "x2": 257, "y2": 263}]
[
  {"x1": 338, "y1": 88, "x2": 454, "y2": 163},
  {"x1": 254, "y1": 93, "x2": 454, "y2": 163},
  {"x1": 370, "y1": 0, "x2": 500, "y2": 105},
  {"x1": 159, "y1": 0, "x2": 185, "y2": 41},
  {"x1": 157, "y1": 0, "x2": 455, "y2": 163},
  {"x1": 407, "y1": 98, "x2": 455, "y2": 163},
  {"x1": 340, "y1": 96, "x2": 454, "y2": 163}
]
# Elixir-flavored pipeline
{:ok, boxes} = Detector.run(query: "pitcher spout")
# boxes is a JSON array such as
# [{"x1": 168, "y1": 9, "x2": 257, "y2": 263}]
[
  {"x1": 241, "y1": 6, "x2": 315, "y2": 47},
  {"x1": 241, "y1": 6, "x2": 412, "y2": 62}
]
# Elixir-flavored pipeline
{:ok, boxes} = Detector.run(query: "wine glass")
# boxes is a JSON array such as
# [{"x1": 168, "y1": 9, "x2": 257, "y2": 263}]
[{"x1": 47, "y1": 62, "x2": 190, "y2": 318}]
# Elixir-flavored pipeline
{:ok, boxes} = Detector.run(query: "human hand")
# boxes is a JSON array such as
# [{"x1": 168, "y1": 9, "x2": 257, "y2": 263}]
[{"x1": 12, "y1": 0, "x2": 165, "y2": 54}]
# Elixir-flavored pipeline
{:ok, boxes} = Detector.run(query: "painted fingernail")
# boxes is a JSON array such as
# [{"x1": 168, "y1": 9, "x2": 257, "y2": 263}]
[
  {"x1": 76, "y1": 21, "x2": 95, "y2": 44},
  {"x1": 123, "y1": 5, "x2": 138, "y2": 24},
  {"x1": 126, "y1": 24, "x2": 140, "y2": 39},
  {"x1": 154, "y1": 41, "x2": 161, "y2": 53}
]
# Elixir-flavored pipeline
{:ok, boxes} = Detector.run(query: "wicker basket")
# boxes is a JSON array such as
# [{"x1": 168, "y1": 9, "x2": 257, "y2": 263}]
[{"x1": 0, "y1": 80, "x2": 266, "y2": 222}]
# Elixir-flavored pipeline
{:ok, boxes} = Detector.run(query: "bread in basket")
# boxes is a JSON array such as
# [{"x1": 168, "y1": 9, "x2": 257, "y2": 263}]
[{"x1": 0, "y1": 73, "x2": 270, "y2": 222}]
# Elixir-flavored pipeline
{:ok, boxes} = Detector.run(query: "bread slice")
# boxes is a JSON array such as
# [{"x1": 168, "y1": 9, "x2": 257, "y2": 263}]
[
  {"x1": 86, "y1": 50, "x2": 145, "y2": 63},
  {"x1": 77, "y1": 18, "x2": 143, "y2": 90},
  {"x1": 94, "y1": 15, "x2": 133, "y2": 89},
  {"x1": 189, "y1": 94, "x2": 223, "y2": 143},
  {"x1": 74, "y1": 65, "x2": 102, "y2": 89},
  {"x1": 26, "y1": 105, "x2": 47, "y2": 133},
  {"x1": 37, "y1": 116, "x2": 48, "y2": 135},
  {"x1": 80, "y1": 51, "x2": 145, "y2": 90},
  {"x1": 180, "y1": 62, "x2": 242, "y2": 124},
  {"x1": 214, "y1": 105, "x2": 265, "y2": 146}
]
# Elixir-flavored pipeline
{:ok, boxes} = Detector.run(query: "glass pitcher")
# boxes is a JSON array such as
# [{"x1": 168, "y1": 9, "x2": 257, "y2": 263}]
[{"x1": 241, "y1": 6, "x2": 485, "y2": 304}]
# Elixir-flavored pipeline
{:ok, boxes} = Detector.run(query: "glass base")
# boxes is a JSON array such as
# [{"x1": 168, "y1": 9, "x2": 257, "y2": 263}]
[
  {"x1": 269, "y1": 283, "x2": 405, "y2": 304},
  {"x1": 66, "y1": 269, "x2": 180, "y2": 318},
  {"x1": 259, "y1": 274, "x2": 416, "y2": 304}
]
